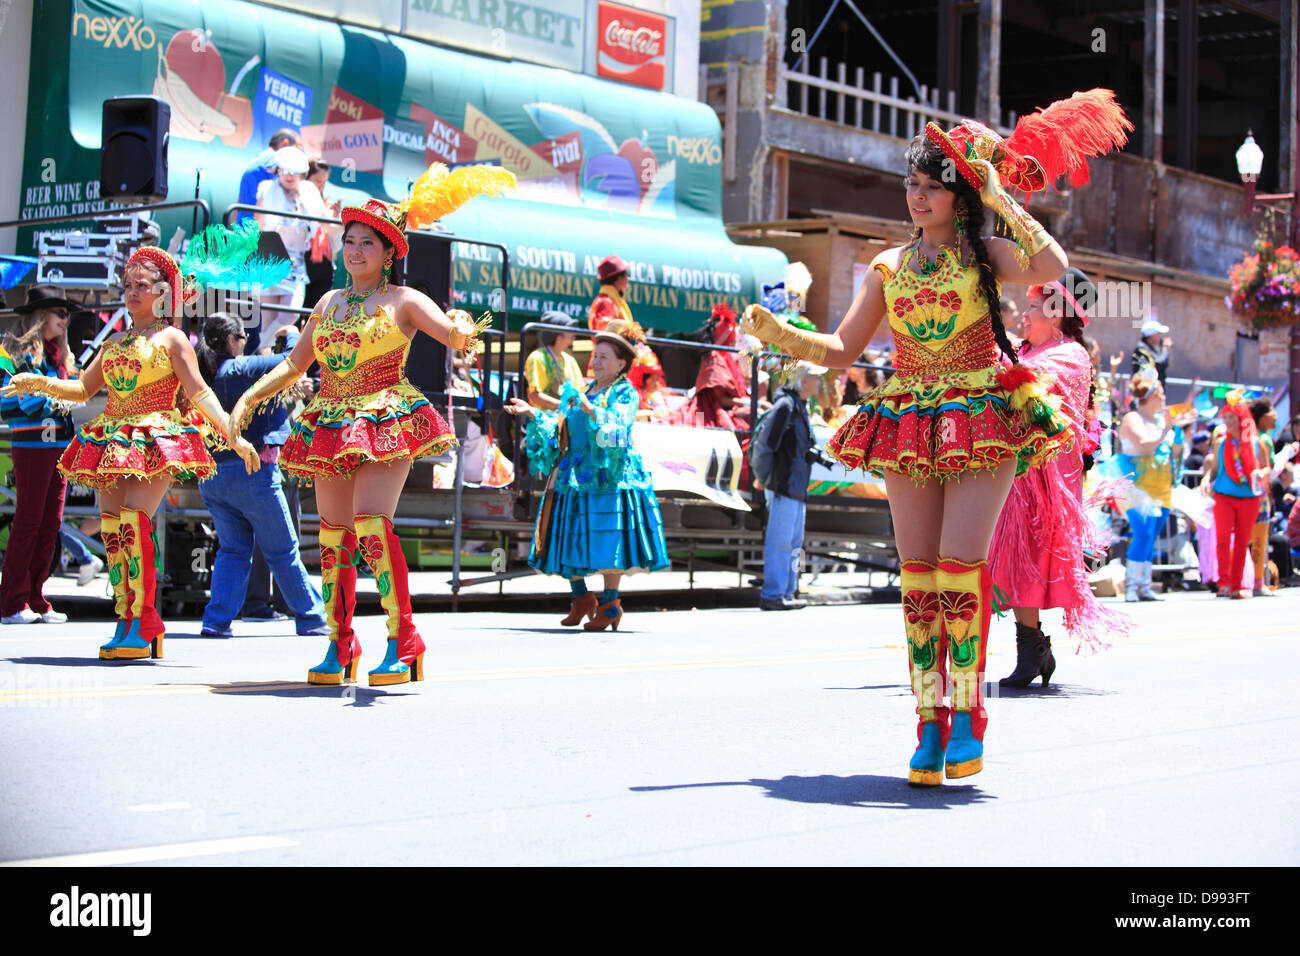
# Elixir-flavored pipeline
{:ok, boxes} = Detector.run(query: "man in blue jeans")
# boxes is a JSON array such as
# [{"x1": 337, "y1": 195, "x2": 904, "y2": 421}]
[
  {"x1": 752, "y1": 362, "x2": 826, "y2": 611},
  {"x1": 197, "y1": 314, "x2": 326, "y2": 637}
]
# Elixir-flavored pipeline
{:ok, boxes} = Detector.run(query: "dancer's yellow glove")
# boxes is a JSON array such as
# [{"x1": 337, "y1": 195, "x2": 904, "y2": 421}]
[
  {"x1": 228, "y1": 357, "x2": 308, "y2": 437},
  {"x1": 739, "y1": 305, "x2": 828, "y2": 366},
  {"x1": 191, "y1": 387, "x2": 261, "y2": 474},
  {"x1": 446, "y1": 309, "x2": 492, "y2": 355},
  {"x1": 1, "y1": 373, "x2": 89, "y2": 403},
  {"x1": 970, "y1": 158, "x2": 1053, "y2": 267}
]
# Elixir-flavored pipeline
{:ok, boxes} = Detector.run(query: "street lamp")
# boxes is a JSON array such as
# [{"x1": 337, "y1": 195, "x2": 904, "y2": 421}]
[
  {"x1": 1236, "y1": 131, "x2": 1263, "y2": 216},
  {"x1": 1237, "y1": 128, "x2": 1300, "y2": 416}
]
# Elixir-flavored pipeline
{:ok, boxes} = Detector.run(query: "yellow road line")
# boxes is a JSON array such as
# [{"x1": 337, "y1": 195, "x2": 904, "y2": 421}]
[{"x1": 0, "y1": 621, "x2": 1289, "y2": 703}]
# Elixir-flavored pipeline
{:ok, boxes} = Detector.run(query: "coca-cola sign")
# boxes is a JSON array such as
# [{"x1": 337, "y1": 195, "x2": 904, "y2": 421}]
[{"x1": 597, "y1": 2, "x2": 668, "y2": 90}]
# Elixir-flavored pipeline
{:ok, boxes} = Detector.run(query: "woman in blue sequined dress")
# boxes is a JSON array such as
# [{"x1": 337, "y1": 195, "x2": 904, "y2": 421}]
[{"x1": 506, "y1": 319, "x2": 670, "y2": 631}]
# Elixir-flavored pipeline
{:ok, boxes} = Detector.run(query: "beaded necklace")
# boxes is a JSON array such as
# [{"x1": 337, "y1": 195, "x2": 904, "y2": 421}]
[
  {"x1": 910, "y1": 236, "x2": 964, "y2": 276},
  {"x1": 341, "y1": 276, "x2": 389, "y2": 322},
  {"x1": 586, "y1": 373, "x2": 628, "y2": 409}
]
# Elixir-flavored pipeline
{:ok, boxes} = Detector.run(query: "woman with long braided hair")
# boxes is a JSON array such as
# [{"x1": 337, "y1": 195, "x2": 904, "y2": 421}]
[
  {"x1": 989, "y1": 269, "x2": 1134, "y2": 687},
  {"x1": 740, "y1": 91, "x2": 1132, "y2": 786}
]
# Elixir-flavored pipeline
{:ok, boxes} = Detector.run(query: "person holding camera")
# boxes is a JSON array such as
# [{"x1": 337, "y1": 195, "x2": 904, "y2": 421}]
[{"x1": 751, "y1": 362, "x2": 830, "y2": 611}]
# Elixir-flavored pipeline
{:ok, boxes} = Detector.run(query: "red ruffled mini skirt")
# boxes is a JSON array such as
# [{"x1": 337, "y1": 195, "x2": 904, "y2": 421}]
[
  {"x1": 826, "y1": 364, "x2": 1073, "y2": 482},
  {"x1": 59, "y1": 410, "x2": 215, "y2": 490},
  {"x1": 279, "y1": 383, "x2": 456, "y2": 480}
]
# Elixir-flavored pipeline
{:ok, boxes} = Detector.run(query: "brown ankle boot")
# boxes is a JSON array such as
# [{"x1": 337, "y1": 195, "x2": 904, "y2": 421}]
[
  {"x1": 583, "y1": 599, "x2": 623, "y2": 631},
  {"x1": 561, "y1": 592, "x2": 598, "y2": 626}
]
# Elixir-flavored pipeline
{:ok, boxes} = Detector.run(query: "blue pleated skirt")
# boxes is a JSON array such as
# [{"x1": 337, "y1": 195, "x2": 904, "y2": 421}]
[{"x1": 529, "y1": 487, "x2": 671, "y2": 578}]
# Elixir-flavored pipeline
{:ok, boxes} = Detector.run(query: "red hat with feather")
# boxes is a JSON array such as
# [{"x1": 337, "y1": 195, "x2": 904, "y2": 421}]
[{"x1": 925, "y1": 88, "x2": 1133, "y2": 195}]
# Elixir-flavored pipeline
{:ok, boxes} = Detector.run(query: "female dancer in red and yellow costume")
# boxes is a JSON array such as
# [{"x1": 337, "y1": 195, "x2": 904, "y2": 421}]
[
  {"x1": 742, "y1": 91, "x2": 1131, "y2": 785},
  {"x1": 1, "y1": 247, "x2": 259, "y2": 659},
  {"x1": 230, "y1": 163, "x2": 514, "y2": 687}
]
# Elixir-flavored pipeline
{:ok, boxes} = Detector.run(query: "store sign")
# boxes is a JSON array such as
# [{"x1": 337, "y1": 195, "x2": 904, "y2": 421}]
[
  {"x1": 300, "y1": 86, "x2": 385, "y2": 172},
  {"x1": 252, "y1": 0, "x2": 404, "y2": 29},
  {"x1": 1259, "y1": 326, "x2": 1289, "y2": 380},
  {"x1": 596, "y1": 1, "x2": 667, "y2": 90},
  {"x1": 405, "y1": 0, "x2": 584, "y2": 72}
]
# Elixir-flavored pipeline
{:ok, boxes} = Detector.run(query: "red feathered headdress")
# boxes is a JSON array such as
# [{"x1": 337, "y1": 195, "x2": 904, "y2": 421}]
[
  {"x1": 925, "y1": 89, "x2": 1133, "y2": 194},
  {"x1": 710, "y1": 302, "x2": 738, "y2": 344}
]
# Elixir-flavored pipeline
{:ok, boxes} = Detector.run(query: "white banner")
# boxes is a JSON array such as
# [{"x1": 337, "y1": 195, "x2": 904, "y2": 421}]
[{"x1": 634, "y1": 422, "x2": 749, "y2": 511}]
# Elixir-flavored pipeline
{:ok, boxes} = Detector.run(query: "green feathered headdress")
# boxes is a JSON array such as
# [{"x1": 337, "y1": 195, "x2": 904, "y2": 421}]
[{"x1": 180, "y1": 220, "x2": 292, "y2": 291}]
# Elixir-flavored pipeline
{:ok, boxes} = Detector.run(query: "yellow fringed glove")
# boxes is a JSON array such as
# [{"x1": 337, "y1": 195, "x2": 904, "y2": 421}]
[
  {"x1": 446, "y1": 309, "x2": 492, "y2": 356},
  {"x1": 739, "y1": 305, "x2": 828, "y2": 366},
  {"x1": 191, "y1": 387, "x2": 261, "y2": 474},
  {"x1": 0, "y1": 373, "x2": 89, "y2": 403},
  {"x1": 228, "y1": 357, "x2": 307, "y2": 437},
  {"x1": 970, "y1": 158, "x2": 1053, "y2": 268}
]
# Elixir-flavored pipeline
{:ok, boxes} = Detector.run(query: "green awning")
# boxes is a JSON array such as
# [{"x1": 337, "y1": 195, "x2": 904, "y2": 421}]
[
  {"x1": 20, "y1": 0, "x2": 786, "y2": 331},
  {"x1": 444, "y1": 198, "x2": 786, "y2": 331}
]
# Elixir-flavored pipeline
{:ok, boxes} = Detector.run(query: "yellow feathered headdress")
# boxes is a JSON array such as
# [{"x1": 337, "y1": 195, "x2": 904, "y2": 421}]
[{"x1": 341, "y1": 163, "x2": 517, "y2": 258}]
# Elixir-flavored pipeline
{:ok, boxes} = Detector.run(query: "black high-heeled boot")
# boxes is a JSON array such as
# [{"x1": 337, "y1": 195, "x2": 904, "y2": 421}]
[{"x1": 999, "y1": 623, "x2": 1054, "y2": 687}]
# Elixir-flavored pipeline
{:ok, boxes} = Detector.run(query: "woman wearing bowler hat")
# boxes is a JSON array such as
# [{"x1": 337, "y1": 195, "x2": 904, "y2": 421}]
[
  {"x1": 506, "y1": 318, "x2": 670, "y2": 631},
  {"x1": 588, "y1": 254, "x2": 633, "y2": 332},
  {"x1": 0, "y1": 286, "x2": 80, "y2": 624}
]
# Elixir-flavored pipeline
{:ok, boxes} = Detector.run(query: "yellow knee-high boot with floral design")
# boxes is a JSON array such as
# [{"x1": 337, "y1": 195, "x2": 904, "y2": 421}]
[
  {"x1": 937, "y1": 557, "x2": 992, "y2": 779},
  {"x1": 115, "y1": 507, "x2": 164, "y2": 660},
  {"x1": 902, "y1": 559, "x2": 949, "y2": 786},
  {"x1": 97, "y1": 513, "x2": 129, "y2": 659},
  {"x1": 356, "y1": 514, "x2": 425, "y2": 686},
  {"x1": 307, "y1": 520, "x2": 362, "y2": 684}
]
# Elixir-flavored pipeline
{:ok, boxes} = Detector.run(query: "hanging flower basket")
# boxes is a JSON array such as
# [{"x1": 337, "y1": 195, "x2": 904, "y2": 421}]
[{"x1": 1227, "y1": 238, "x2": 1300, "y2": 331}]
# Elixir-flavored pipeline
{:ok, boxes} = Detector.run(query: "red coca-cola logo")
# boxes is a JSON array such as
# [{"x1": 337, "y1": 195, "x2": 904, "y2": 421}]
[
  {"x1": 597, "y1": 2, "x2": 668, "y2": 91},
  {"x1": 604, "y1": 21, "x2": 663, "y2": 57}
]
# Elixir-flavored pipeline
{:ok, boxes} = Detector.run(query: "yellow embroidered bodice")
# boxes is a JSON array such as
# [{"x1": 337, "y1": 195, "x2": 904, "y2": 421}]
[
  {"x1": 313, "y1": 302, "x2": 413, "y2": 400},
  {"x1": 102, "y1": 330, "x2": 181, "y2": 418},
  {"x1": 879, "y1": 247, "x2": 1000, "y2": 376}
]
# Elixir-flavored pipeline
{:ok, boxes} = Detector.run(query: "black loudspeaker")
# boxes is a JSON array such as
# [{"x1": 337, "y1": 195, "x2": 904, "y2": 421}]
[
  {"x1": 404, "y1": 232, "x2": 454, "y2": 396},
  {"x1": 101, "y1": 96, "x2": 170, "y2": 203}
]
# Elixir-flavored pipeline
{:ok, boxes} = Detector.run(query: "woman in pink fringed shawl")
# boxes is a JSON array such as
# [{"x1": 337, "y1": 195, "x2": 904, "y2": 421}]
[{"x1": 989, "y1": 269, "x2": 1134, "y2": 687}]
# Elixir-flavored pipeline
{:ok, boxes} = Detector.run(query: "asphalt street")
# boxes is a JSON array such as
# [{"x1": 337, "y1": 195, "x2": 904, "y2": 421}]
[{"x1": 0, "y1": 591, "x2": 1296, "y2": 866}]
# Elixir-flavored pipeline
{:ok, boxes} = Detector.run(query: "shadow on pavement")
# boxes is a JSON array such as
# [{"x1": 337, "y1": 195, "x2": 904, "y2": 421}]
[
  {"x1": 826, "y1": 683, "x2": 910, "y2": 693},
  {"x1": 497, "y1": 627, "x2": 624, "y2": 636},
  {"x1": 3, "y1": 656, "x2": 194, "y2": 668},
  {"x1": 631, "y1": 774, "x2": 994, "y2": 809},
  {"x1": 189, "y1": 681, "x2": 415, "y2": 707},
  {"x1": 986, "y1": 681, "x2": 1117, "y2": 699}
]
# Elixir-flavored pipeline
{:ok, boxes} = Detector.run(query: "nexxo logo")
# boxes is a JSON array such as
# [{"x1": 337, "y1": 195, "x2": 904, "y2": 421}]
[{"x1": 72, "y1": 12, "x2": 158, "y2": 50}]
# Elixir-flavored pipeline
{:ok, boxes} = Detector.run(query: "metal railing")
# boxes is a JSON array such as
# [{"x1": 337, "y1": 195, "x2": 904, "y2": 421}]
[
  {"x1": 0, "y1": 198, "x2": 211, "y2": 234},
  {"x1": 779, "y1": 60, "x2": 1015, "y2": 140}
]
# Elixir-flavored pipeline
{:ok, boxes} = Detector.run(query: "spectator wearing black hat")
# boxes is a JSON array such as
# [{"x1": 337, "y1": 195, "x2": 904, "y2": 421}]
[
  {"x1": 0, "y1": 286, "x2": 82, "y2": 623},
  {"x1": 523, "y1": 311, "x2": 583, "y2": 410}
]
